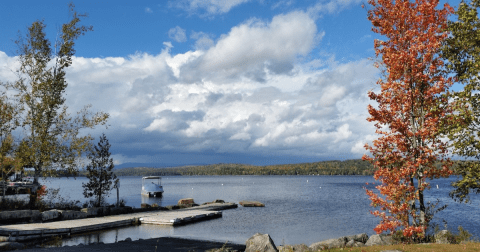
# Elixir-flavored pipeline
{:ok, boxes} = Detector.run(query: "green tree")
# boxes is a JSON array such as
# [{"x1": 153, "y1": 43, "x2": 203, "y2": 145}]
[
  {"x1": 0, "y1": 93, "x2": 21, "y2": 197},
  {"x1": 5, "y1": 3, "x2": 109, "y2": 207},
  {"x1": 441, "y1": 0, "x2": 480, "y2": 203},
  {"x1": 82, "y1": 133, "x2": 118, "y2": 207}
]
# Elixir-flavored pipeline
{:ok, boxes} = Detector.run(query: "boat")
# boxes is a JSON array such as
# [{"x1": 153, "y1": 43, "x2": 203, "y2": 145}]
[{"x1": 141, "y1": 176, "x2": 164, "y2": 197}]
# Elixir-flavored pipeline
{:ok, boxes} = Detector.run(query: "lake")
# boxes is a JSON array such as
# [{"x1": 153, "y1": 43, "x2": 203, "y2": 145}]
[{"x1": 39, "y1": 175, "x2": 479, "y2": 246}]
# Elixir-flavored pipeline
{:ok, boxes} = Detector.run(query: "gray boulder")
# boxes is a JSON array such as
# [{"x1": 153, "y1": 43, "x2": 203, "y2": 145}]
[
  {"x1": 246, "y1": 233, "x2": 278, "y2": 252},
  {"x1": 278, "y1": 244, "x2": 310, "y2": 252},
  {"x1": 309, "y1": 237, "x2": 347, "y2": 251},
  {"x1": 0, "y1": 242, "x2": 25, "y2": 250},
  {"x1": 365, "y1": 234, "x2": 393, "y2": 246},
  {"x1": 345, "y1": 233, "x2": 369, "y2": 244},
  {"x1": 345, "y1": 240, "x2": 356, "y2": 247},
  {"x1": 0, "y1": 210, "x2": 40, "y2": 221},
  {"x1": 345, "y1": 239, "x2": 367, "y2": 247},
  {"x1": 354, "y1": 241, "x2": 366, "y2": 247},
  {"x1": 41, "y1": 209, "x2": 60, "y2": 221},
  {"x1": 58, "y1": 210, "x2": 87, "y2": 220},
  {"x1": 435, "y1": 230, "x2": 450, "y2": 244}
]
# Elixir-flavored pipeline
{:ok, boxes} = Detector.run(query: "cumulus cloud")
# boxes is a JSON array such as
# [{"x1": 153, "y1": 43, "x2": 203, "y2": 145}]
[
  {"x1": 0, "y1": 11, "x2": 383, "y2": 166},
  {"x1": 145, "y1": 7, "x2": 153, "y2": 13},
  {"x1": 190, "y1": 31, "x2": 215, "y2": 50},
  {"x1": 0, "y1": 51, "x2": 19, "y2": 82},
  {"x1": 168, "y1": 26, "x2": 187, "y2": 43},
  {"x1": 179, "y1": 11, "x2": 319, "y2": 83},
  {"x1": 170, "y1": 0, "x2": 251, "y2": 16}
]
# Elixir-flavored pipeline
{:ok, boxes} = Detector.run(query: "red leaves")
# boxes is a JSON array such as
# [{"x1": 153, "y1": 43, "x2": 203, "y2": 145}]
[{"x1": 364, "y1": 0, "x2": 455, "y2": 239}]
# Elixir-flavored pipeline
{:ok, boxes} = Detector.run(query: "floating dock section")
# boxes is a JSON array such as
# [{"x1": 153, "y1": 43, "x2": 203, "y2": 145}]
[
  {"x1": 0, "y1": 202, "x2": 236, "y2": 242},
  {"x1": 141, "y1": 210, "x2": 221, "y2": 225}
]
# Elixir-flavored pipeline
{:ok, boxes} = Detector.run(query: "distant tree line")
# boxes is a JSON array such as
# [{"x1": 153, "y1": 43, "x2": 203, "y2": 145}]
[{"x1": 37, "y1": 159, "x2": 473, "y2": 177}]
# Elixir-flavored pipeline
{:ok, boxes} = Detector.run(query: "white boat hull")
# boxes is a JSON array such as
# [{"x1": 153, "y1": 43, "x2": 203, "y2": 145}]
[{"x1": 141, "y1": 190, "x2": 163, "y2": 197}]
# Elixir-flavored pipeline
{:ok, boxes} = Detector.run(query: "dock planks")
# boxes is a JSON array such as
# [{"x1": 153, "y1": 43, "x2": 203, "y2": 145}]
[{"x1": 0, "y1": 202, "x2": 237, "y2": 242}]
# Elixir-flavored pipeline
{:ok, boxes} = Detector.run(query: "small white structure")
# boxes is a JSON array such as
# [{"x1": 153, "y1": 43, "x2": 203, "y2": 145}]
[{"x1": 141, "y1": 176, "x2": 164, "y2": 197}]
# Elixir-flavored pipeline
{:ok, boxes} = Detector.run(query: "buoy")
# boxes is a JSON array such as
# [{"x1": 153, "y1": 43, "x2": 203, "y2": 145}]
[
  {"x1": 222, "y1": 184, "x2": 223, "y2": 186},
  {"x1": 307, "y1": 180, "x2": 308, "y2": 183},
  {"x1": 436, "y1": 185, "x2": 439, "y2": 189}
]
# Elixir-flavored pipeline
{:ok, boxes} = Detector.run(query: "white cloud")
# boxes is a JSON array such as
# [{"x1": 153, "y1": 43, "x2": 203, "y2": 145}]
[
  {"x1": 145, "y1": 7, "x2": 153, "y2": 13},
  {"x1": 307, "y1": 0, "x2": 363, "y2": 18},
  {"x1": 168, "y1": 26, "x2": 187, "y2": 43},
  {"x1": 180, "y1": 11, "x2": 319, "y2": 83},
  {"x1": 271, "y1": 0, "x2": 294, "y2": 10},
  {"x1": 171, "y1": 0, "x2": 251, "y2": 16},
  {"x1": 190, "y1": 31, "x2": 215, "y2": 50},
  {"x1": 0, "y1": 10, "x2": 384, "y2": 165}
]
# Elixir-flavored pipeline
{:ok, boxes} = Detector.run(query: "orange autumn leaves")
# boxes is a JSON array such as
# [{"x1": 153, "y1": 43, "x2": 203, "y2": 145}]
[{"x1": 362, "y1": 0, "x2": 462, "y2": 239}]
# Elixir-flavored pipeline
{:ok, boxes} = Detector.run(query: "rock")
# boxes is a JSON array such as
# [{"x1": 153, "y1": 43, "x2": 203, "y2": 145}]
[
  {"x1": 0, "y1": 242, "x2": 25, "y2": 250},
  {"x1": 278, "y1": 244, "x2": 310, "y2": 252},
  {"x1": 214, "y1": 199, "x2": 225, "y2": 203},
  {"x1": 239, "y1": 201, "x2": 265, "y2": 207},
  {"x1": 58, "y1": 210, "x2": 87, "y2": 220},
  {"x1": 151, "y1": 203, "x2": 159, "y2": 208},
  {"x1": 354, "y1": 242, "x2": 366, "y2": 247},
  {"x1": 309, "y1": 237, "x2": 347, "y2": 250},
  {"x1": 41, "y1": 209, "x2": 60, "y2": 221},
  {"x1": 245, "y1": 233, "x2": 278, "y2": 252},
  {"x1": 165, "y1": 205, "x2": 180, "y2": 210},
  {"x1": 124, "y1": 237, "x2": 132, "y2": 242},
  {"x1": 178, "y1": 198, "x2": 196, "y2": 207},
  {"x1": 0, "y1": 210, "x2": 40, "y2": 223},
  {"x1": 345, "y1": 240, "x2": 355, "y2": 247},
  {"x1": 291, "y1": 244, "x2": 310, "y2": 252},
  {"x1": 85, "y1": 207, "x2": 110, "y2": 216},
  {"x1": 365, "y1": 234, "x2": 393, "y2": 246},
  {"x1": 345, "y1": 233, "x2": 369, "y2": 244},
  {"x1": 141, "y1": 203, "x2": 151, "y2": 208},
  {"x1": 435, "y1": 230, "x2": 451, "y2": 244}
]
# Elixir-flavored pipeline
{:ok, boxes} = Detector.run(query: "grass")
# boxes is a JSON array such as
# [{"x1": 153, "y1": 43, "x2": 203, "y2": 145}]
[{"x1": 323, "y1": 242, "x2": 480, "y2": 252}]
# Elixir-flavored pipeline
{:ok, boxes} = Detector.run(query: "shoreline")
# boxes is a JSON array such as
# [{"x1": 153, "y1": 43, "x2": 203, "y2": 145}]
[{"x1": 20, "y1": 236, "x2": 246, "y2": 252}]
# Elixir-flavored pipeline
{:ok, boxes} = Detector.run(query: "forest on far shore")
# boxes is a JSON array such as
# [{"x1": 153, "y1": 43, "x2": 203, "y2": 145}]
[{"x1": 61, "y1": 159, "x2": 475, "y2": 177}]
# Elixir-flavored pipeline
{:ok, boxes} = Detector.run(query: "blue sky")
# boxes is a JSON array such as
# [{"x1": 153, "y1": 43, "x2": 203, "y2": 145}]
[{"x1": 0, "y1": 0, "x2": 465, "y2": 168}]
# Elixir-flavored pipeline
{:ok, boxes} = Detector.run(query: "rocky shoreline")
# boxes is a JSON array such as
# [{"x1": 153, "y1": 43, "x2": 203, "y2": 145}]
[{"x1": 0, "y1": 229, "x2": 463, "y2": 251}]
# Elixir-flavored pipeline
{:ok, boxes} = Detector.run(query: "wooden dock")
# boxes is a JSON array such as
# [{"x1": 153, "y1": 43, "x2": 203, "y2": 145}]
[
  {"x1": 0, "y1": 202, "x2": 236, "y2": 242},
  {"x1": 141, "y1": 209, "x2": 221, "y2": 225}
]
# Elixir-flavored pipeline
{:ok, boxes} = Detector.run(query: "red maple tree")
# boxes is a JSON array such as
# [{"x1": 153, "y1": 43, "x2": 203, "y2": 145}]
[{"x1": 362, "y1": 0, "x2": 458, "y2": 239}]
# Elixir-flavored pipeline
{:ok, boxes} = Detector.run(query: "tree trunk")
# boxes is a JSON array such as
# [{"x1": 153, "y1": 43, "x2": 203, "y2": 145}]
[
  {"x1": 418, "y1": 177, "x2": 426, "y2": 231},
  {"x1": 28, "y1": 165, "x2": 42, "y2": 209}
]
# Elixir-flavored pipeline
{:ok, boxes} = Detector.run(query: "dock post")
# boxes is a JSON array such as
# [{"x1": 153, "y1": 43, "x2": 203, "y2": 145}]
[{"x1": 116, "y1": 180, "x2": 120, "y2": 207}]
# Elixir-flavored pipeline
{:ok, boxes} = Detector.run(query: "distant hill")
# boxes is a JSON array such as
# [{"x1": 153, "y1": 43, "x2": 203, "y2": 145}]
[
  {"x1": 49, "y1": 159, "x2": 477, "y2": 177},
  {"x1": 108, "y1": 159, "x2": 473, "y2": 176}
]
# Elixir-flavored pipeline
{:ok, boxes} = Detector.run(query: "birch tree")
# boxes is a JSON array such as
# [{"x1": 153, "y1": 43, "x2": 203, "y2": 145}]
[{"x1": 7, "y1": 3, "x2": 109, "y2": 207}]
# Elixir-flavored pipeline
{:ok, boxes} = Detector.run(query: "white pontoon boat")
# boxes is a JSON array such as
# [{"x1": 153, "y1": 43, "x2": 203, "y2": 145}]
[{"x1": 141, "y1": 176, "x2": 164, "y2": 197}]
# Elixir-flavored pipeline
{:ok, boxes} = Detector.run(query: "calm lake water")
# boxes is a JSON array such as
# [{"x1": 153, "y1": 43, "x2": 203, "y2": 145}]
[{"x1": 39, "y1": 175, "x2": 479, "y2": 246}]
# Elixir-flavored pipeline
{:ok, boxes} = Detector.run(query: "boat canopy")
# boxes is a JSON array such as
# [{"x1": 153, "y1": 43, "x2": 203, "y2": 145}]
[{"x1": 143, "y1": 176, "x2": 161, "y2": 179}]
